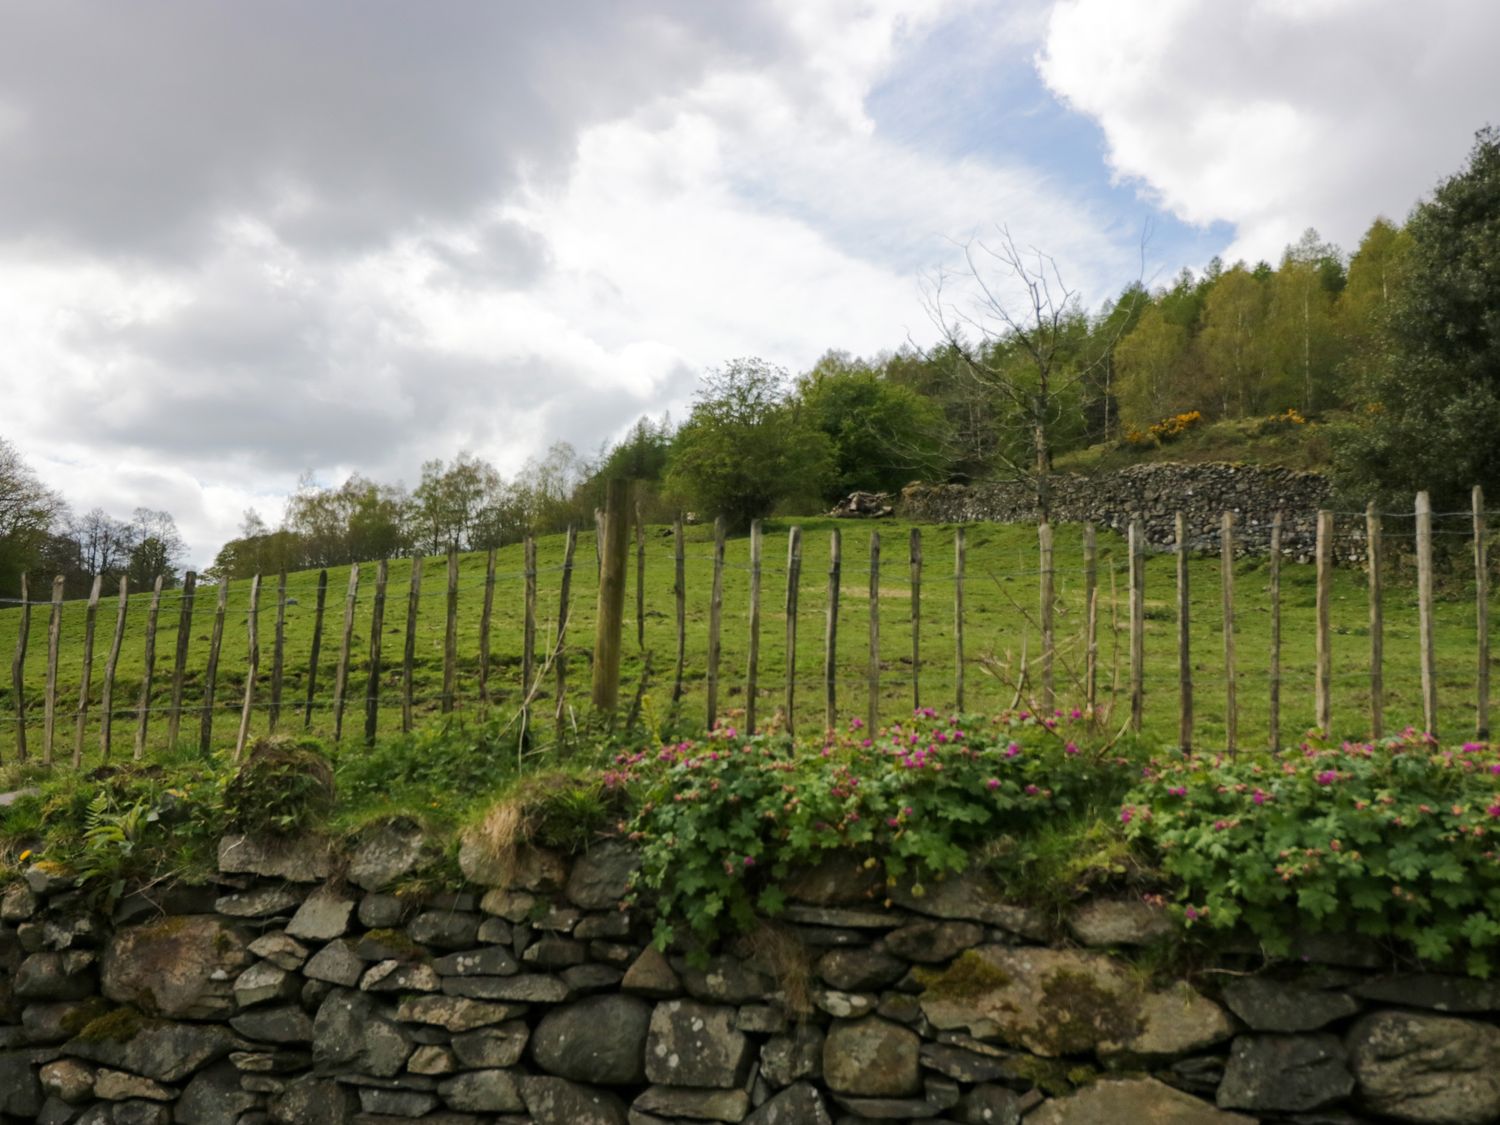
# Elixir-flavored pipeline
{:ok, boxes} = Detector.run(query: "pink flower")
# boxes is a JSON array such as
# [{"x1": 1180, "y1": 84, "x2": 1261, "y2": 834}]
[
  {"x1": 743, "y1": 856, "x2": 756, "y2": 868},
  {"x1": 1184, "y1": 906, "x2": 1199, "y2": 921},
  {"x1": 1005, "y1": 743, "x2": 1021, "y2": 758},
  {"x1": 1252, "y1": 789, "x2": 1267, "y2": 805},
  {"x1": 1064, "y1": 742, "x2": 1079, "y2": 756},
  {"x1": 986, "y1": 778, "x2": 1000, "y2": 791},
  {"x1": 1024, "y1": 784, "x2": 1040, "y2": 796},
  {"x1": 1316, "y1": 770, "x2": 1337, "y2": 785},
  {"x1": 1120, "y1": 807, "x2": 1133, "y2": 825}
]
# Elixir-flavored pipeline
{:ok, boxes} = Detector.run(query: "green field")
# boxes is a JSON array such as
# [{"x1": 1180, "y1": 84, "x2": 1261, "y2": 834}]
[{"x1": 0, "y1": 516, "x2": 1495, "y2": 770}]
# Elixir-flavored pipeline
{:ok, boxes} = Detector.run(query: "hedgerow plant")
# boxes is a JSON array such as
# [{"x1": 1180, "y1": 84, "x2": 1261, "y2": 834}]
[
  {"x1": 613, "y1": 709, "x2": 1134, "y2": 949},
  {"x1": 1122, "y1": 729, "x2": 1500, "y2": 976}
]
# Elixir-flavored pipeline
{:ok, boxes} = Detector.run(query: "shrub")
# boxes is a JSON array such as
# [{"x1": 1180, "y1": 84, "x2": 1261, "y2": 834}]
[
  {"x1": 1122, "y1": 730, "x2": 1500, "y2": 975},
  {"x1": 223, "y1": 737, "x2": 335, "y2": 836}
]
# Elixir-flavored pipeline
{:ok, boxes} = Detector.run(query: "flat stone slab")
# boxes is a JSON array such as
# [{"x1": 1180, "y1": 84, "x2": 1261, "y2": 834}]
[{"x1": 1031, "y1": 1077, "x2": 1254, "y2": 1124}]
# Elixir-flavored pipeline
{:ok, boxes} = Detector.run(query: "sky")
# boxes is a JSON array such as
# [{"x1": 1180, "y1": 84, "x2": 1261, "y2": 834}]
[{"x1": 1, "y1": 0, "x2": 1497, "y2": 569}]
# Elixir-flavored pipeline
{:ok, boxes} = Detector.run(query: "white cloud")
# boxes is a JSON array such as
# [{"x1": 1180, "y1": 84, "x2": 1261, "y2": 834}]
[{"x1": 1038, "y1": 0, "x2": 1500, "y2": 264}]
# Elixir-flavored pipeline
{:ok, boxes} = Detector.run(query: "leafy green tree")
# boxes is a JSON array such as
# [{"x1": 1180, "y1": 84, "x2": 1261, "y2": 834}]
[
  {"x1": 1197, "y1": 264, "x2": 1270, "y2": 417},
  {"x1": 797, "y1": 352, "x2": 949, "y2": 500},
  {"x1": 1264, "y1": 228, "x2": 1346, "y2": 413},
  {"x1": 1114, "y1": 302, "x2": 1191, "y2": 427},
  {"x1": 410, "y1": 453, "x2": 504, "y2": 554},
  {"x1": 125, "y1": 508, "x2": 186, "y2": 588},
  {"x1": 1337, "y1": 217, "x2": 1411, "y2": 400},
  {"x1": 664, "y1": 359, "x2": 833, "y2": 530},
  {"x1": 0, "y1": 437, "x2": 65, "y2": 595},
  {"x1": 1333, "y1": 127, "x2": 1500, "y2": 508}
]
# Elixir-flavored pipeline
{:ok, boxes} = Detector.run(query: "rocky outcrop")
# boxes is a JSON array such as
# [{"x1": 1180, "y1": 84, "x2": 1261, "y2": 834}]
[{"x1": 6, "y1": 843, "x2": 1500, "y2": 1123}]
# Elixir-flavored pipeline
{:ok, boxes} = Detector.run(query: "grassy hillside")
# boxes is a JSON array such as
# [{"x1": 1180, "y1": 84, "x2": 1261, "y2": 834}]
[{"x1": 1053, "y1": 413, "x2": 1336, "y2": 474}]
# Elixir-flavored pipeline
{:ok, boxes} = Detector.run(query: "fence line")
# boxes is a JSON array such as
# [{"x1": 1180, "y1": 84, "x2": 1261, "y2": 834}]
[{"x1": 4, "y1": 486, "x2": 1500, "y2": 769}]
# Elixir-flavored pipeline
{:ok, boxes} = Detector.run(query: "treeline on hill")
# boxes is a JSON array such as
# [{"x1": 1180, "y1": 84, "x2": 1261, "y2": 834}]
[{"x1": 2, "y1": 129, "x2": 1497, "y2": 591}]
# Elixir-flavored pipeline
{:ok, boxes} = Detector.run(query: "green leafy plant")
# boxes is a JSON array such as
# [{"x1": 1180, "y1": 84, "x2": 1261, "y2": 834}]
[
  {"x1": 224, "y1": 736, "x2": 335, "y2": 836},
  {"x1": 1123, "y1": 729, "x2": 1500, "y2": 975}
]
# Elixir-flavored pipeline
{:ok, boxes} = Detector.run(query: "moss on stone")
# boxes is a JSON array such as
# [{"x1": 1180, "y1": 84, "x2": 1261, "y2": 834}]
[
  {"x1": 73, "y1": 1006, "x2": 148, "y2": 1044},
  {"x1": 362, "y1": 928, "x2": 424, "y2": 959},
  {"x1": 1032, "y1": 968, "x2": 1145, "y2": 1056},
  {"x1": 914, "y1": 949, "x2": 1014, "y2": 1000},
  {"x1": 57, "y1": 997, "x2": 112, "y2": 1036},
  {"x1": 1003, "y1": 1055, "x2": 1097, "y2": 1096}
]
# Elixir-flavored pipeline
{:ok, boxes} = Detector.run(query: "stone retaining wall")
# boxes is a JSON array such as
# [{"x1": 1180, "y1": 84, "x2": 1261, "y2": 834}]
[
  {"x1": 899, "y1": 464, "x2": 1376, "y2": 563},
  {"x1": 3, "y1": 825, "x2": 1499, "y2": 1124}
]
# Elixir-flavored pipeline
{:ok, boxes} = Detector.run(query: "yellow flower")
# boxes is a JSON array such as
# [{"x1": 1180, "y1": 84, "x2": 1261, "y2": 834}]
[{"x1": 18, "y1": 849, "x2": 33, "y2": 864}]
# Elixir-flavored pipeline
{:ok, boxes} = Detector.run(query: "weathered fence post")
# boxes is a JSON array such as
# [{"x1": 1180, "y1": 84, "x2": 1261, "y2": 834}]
[
  {"x1": 44, "y1": 574, "x2": 64, "y2": 764},
  {"x1": 1476, "y1": 485, "x2": 1490, "y2": 740},
  {"x1": 1221, "y1": 512, "x2": 1238, "y2": 756},
  {"x1": 269, "y1": 571, "x2": 286, "y2": 731},
  {"x1": 1365, "y1": 502, "x2": 1382, "y2": 739},
  {"x1": 868, "y1": 531, "x2": 881, "y2": 734},
  {"x1": 706, "y1": 517, "x2": 725, "y2": 730},
  {"x1": 1315, "y1": 509, "x2": 1334, "y2": 734},
  {"x1": 1269, "y1": 512, "x2": 1282, "y2": 751},
  {"x1": 591, "y1": 480, "x2": 629, "y2": 715},
  {"x1": 167, "y1": 571, "x2": 197, "y2": 746},
  {"x1": 102, "y1": 578, "x2": 129, "y2": 760},
  {"x1": 1083, "y1": 524, "x2": 1097, "y2": 719},
  {"x1": 746, "y1": 520, "x2": 762, "y2": 732},
  {"x1": 365, "y1": 560, "x2": 389, "y2": 745},
  {"x1": 554, "y1": 526, "x2": 578, "y2": 743},
  {"x1": 1039, "y1": 521, "x2": 1054, "y2": 712},
  {"x1": 73, "y1": 574, "x2": 103, "y2": 767},
  {"x1": 478, "y1": 549, "x2": 496, "y2": 705},
  {"x1": 442, "y1": 550, "x2": 459, "y2": 714},
  {"x1": 910, "y1": 529, "x2": 922, "y2": 710},
  {"x1": 1416, "y1": 491, "x2": 1437, "y2": 735},
  {"x1": 672, "y1": 517, "x2": 686, "y2": 705},
  {"x1": 198, "y1": 580, "x2": 225, "y2": 755},
  {"x1": 825, "y1": 528, "x2": 841, "y2": 729},
  {"x1": 304, "y1": 569, "x2": 328, "y2": 728},
  {"x1": 134, "y1": 575, "x2": 163, "y2": 762},
  {"x1": 9, "y1": 575, "x2": 29, "y2": 762},
  {"x1": 401, "y1": 557, "x2": 423, "y2": 733},
  {"x1": 636, "y1": 505, "x2": 646, "y2": 651},
  {"x1": 1175, "y1": 512, "x2": 1192, "y2": 750},
  {"x1": 784, "y1": 526, "x2": 802, "y2": 730},
  {"x1": 955, "y1": 527, "x2": 967, "y2": 713},
  {"x1": 1129, "y1": 520, "x2": 1144, "y2": 733},
  {"x1": 332, "y1": 565, "x2": 359, "y2": 742},
  {"x1": 523, "y1": 535, "x2": 538, "y2": 718},
  {"x1": 235, "y1": 574, "x2": 261, "y2": 760}
]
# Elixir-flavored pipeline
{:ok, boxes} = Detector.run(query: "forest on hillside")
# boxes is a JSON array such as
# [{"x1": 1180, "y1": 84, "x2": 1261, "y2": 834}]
[{"x1": 3, "y1": 128, "x2": 1498, "y2": 595}]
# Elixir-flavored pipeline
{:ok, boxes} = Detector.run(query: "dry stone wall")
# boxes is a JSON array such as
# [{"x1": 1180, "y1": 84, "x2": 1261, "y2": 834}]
[
  {"x1": 899, "y1": 464, "x2": 1370, "y2": 563},
  {"x1": 4, "y1": 827, "x2": 1500, "y2": 1124}
]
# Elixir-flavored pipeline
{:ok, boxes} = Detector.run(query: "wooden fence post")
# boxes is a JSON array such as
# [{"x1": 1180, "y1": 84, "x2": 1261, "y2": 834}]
[
  {"x1": 635, "y1": 505, "x2": 646, "y2": 651},
  {"x1": 332, "y1": 565, "x2": 359, "y2": 742},
  {"x1": 746, "y1": 520, "x2": 763, "y2": 732},
  {"x1": 167, "y1": 571, "x2": 197, "y2": 747},
  {"x1": 478, "y1": 548, "x2": 496, "y2": 705},
  {"x1": 672, "y1": 518, "x2": 686, "y2": 704},
  {"x1": 594, "y1": 508, "x2": 605, "y2": 576},
  {"x1": 1039, "y1": 522, "x2": 1054, "y2": 712},
  {"x1": 1221, "y1": 512, "x2": 1238, "y2": 756},
  {"x1": 269, "y1": 571, "x2": 287, "y2": 730},
  {"x1": 198, "y1": 580, "x2": 225, "y2": 755},
  {"x1": 133, "y1": 575, "x2": 163, "y2": 762},
  {"x1": 72, "y1": 574, "x2": 103, "y2": 767},
  {"x1": 44, "y1": 575, "x2": 64, "y2": 764},
  {"x1": 825, "y1": 528, "x2": 841, "y2": 730},
  {"x1": 784, "y1": 526, "x2": 802, "y2": 730},
  {"x1": 365, "y1": 560, "x2": 388, "y2": 745},
  {"x1": 591, "y1": 480, "x2": 629, "y2": 715},
  {"x1": 554, "y1": 526, "x2": 577, "y2": 743},
  {"x1": 1083, "y1": 524, "x2": 1097, "y2": 719},
  {"x1": 706, "y1": 517, "x2": 725, "y2": 730},
  {"x1": 1315, "y1": 509, "x2": 1334, "y2": 735},
  {"x1": 910, "y1": 529, "x2": 922, "y2": 711},
  {"x1": 955, "y1": 527, "x2": 967, "y2": 713},
  {"x1": 1365, "y1": 503, "x2": 1382, "y2": 740},
  {"x1": 235, "y1": 574, "x2": 261, "y2": 760},
  {"x1": 1269, "y1": 512, "x2": 1283, "y2": 751},
  {"x1": 868, "y1": 531, "x2": 881, "y2": 734},
  {"x1": 1416, "y1": 492, "x2": 1438, "y2": 735},
  {"x1": 523, "y1": 536, "x2": 538, "y2": 712},
  {"x1": 1175, "y1": 512, "x2": 1192, "y2": 751},
  {"x1": 1476, "y1": 485, "x2": 1490, "y2": 740},
  {"x1": 402, "y1": 557, "x2": 423, "y2": 733},
  {"x1": 100, "y1": 578, "x2": 129, "y2": 760},
  {"x1": 442, "y1": 550, "x2": 459, "y2": 714},
  {"x1": 1129, "y1": 520, "x2": 1144, "y2": 733},
  {"x1": 304, "y1": 569, "x2": 328, "y2": 728},
  {"x1": 9, "y1": 575, "x2": 29, "y2": 762}
]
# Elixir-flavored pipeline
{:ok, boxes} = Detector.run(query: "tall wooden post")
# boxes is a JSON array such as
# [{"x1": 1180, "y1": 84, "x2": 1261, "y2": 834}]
[
  {"x1": 73, "y1": 574, "x2": 103, "y2": 767},
  {"x1": 1476, "y1": 485, "x2": 1490, "y2": 740},
  {"x1": 554, "y1": 526, "x2": 578, "y2": 741},
  {"x1": 672, "y1": 518, "x2": 686, "y2": 704},
  {"x1": 635, "y1": 505, "x2": 646, "y2": 651},
  {"x1": 1128, "y1": 520, "x2": 1145, "y2": 732},
  {"x1": 133, "y1": 575, "x2": 164, "y2": 762},
  {"x1": 235, "y1": 574, "x2": 261, "y2": 760},
  {"x1": 9, "y1": 575, "x2": 29, "y2": 762},
  {"x1": 1315, "y1": 509, "x2": 1334, "y2": 735},
  {"x1": 304, "y1": 569, "x2": 328, "y2": 728},
  {"x1": 1039, "y1": 522, "x2": 1055, "y2": 712},
  {"x1": 167, "y1": 571, "x2": 197, "y2": 746},
  {"x1": 1365, "y1": 503, "x2": 1382, "y2": 739},
  {"x1": 745, "y1": 521, "x2": 763, "y2": 731},
  {"x1": 442, "y1": 550, "x2": 459, "y2": 714},
  {"x1": 478, "y1": 549, "x2": 496, "y2": 704},
  {"x1": 1269, "y1": 512, "x2": 1283, "y2": 751},
  {"x1": 365, "y1": 560, "x2": 388, "y2": 745},
  {"x1": 909, "y1": 529, "x2": 923, "y2": 710},
  {"x1": 1083, "y1": 524, "x2": 1097, "y2": 719},
  {"x1": 44, "y1": 575, "x2": 64, "y2": 764},
  {"x1": 825, "y1": 528, "x2": 841, "y2": 729},
  {"x1": 268, "y1": 571, "x2": 287, "y2": 730},
  {"x1": 332, "y1": 565, "x2": 359, "y2": 742},
  {"x1": 868, "y1": 531, "x2": 881, "y2": 734},
  {"x1": 954, "y1": 528, "x2": 967, "y2": 713},
  {"x1": 101, "y1": 576, "x2": 130, "y2": 759},
  {"x1": 1221, "y1": 512, "x2": 1238, "y2": 755},
  {"x1": 198, "y1": 580, "x2": 225, "y2": 754},
  {"x1": 706, "y1": 517, "x2": 725, "y2": 730},
  {"x1": 402, "y1": 557, "x2": 423, "y2": 733},
  {"x1": 1175, "y1": 512, "x2": 1192, "y2": 751},
  {"x1": 784, "y1": 526, "x2": 802, "y2": 730},
  {"x1": 1416, "y1": 492, "x2": 1437, "y2": 735},
  {"x1": 591, "y1": 479, "x2": 629, "y2": 715},
  {"x1": 523, "y1": 536, "x2": 538, "y2": 707}
]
